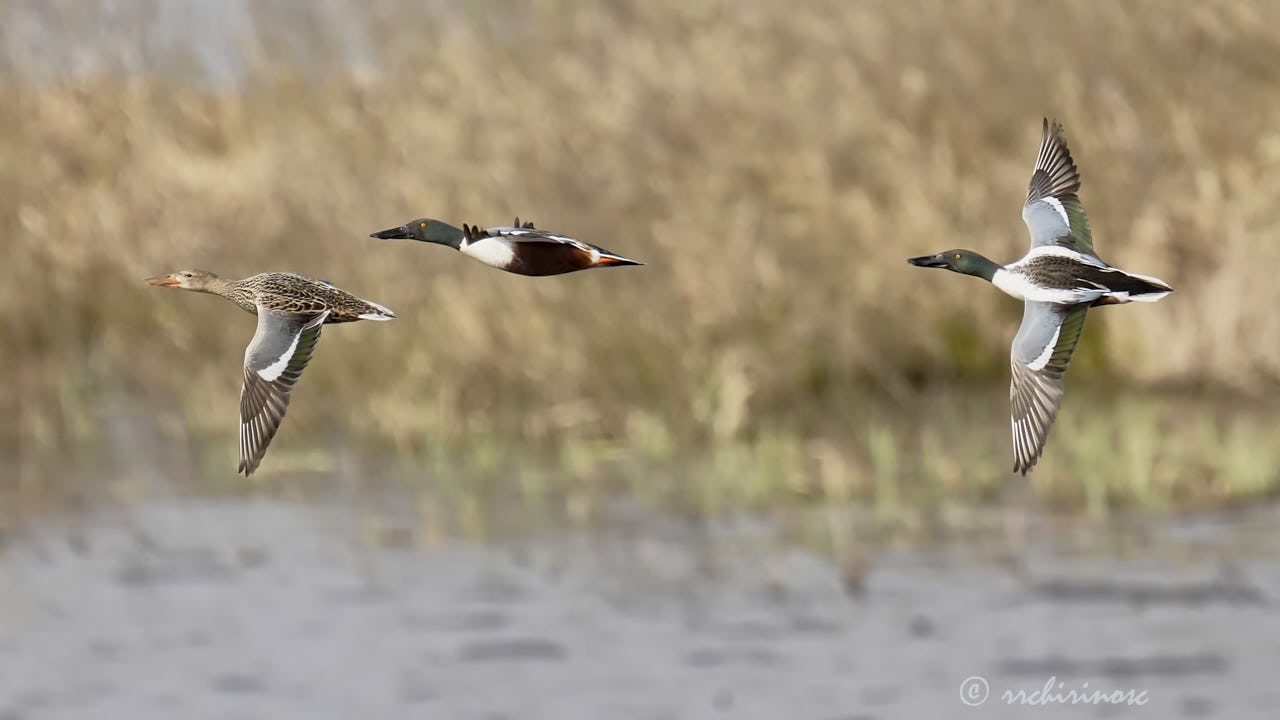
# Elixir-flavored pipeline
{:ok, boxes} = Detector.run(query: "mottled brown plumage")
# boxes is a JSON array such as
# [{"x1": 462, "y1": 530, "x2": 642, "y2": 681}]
[
  {"x1": 146, "y1": 270, "x2": 392, "y2": 321},
  {"x1": 146, "y1": 270, "x2": 394, "y2": 475}
]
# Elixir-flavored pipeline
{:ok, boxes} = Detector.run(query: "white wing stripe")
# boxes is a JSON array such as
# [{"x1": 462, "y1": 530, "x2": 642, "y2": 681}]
[
  {"x1": 1042, "y1": 196, "x2": 1069, "y2": 225},
  {"x1": 1026, "y1": 324, "x2": 1060, "y2": 372},
  {"x1": 496, "y1": 228, "x2": 578, "y2": 243},
  {"x1": 256, "y1": 329, "x2": 303, "y2": 382}
]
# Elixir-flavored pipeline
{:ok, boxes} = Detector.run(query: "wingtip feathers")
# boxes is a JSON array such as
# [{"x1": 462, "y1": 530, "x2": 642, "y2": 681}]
[{"x1": 1027, "y1": 117, "x2": 1081, "y2": 203}]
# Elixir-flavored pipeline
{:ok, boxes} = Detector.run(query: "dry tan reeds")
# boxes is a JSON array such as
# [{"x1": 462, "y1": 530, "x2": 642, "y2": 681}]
[{"x1": 3, "y1": 0, "x2": 1278, "y2": 513}]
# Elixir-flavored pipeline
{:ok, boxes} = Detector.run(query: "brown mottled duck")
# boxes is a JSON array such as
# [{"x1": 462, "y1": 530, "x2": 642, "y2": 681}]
[{"x1": 146, "y1": 270, "x2": 395, "y2": 476}]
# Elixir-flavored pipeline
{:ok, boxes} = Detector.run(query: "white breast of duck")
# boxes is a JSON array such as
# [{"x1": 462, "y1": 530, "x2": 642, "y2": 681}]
[{"x1": 459, "y1": 234, "x2": 519, "y2": 269}]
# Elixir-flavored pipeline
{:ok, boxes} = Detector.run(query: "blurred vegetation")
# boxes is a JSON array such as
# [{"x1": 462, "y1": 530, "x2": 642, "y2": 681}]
[{"x1": 2, "y1": 0, "x2": 1279, "y2": 523}]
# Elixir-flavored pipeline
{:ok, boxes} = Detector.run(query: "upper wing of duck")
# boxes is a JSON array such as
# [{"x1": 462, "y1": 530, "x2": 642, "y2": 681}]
[
  {"x1": 464, "y1": 221, "x2": 594, "y2": 253},
  {"x1": 1009, "y1": 301, "x2": 1089, "y2": 475},
  {"x1": 238, "y1": 307, "x2": 328, "y2": 476},
  {"x1": 1021, "y1": 118, "x2": 1097, "y2": 260}
]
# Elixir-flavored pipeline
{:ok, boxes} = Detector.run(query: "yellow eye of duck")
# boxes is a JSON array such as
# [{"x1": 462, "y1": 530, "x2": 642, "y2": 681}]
[
  {"x1": 954, "y1": 253, "x2": 961, "y2": 259},
  {"x1": 420, "y1": 222, "x2": 427, "y2": 228}
]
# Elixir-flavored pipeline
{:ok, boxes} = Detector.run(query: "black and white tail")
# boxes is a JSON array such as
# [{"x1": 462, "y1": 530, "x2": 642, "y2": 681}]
[{"x1": 1093, "y1": 270, "x2": 1172, "y2": 305}]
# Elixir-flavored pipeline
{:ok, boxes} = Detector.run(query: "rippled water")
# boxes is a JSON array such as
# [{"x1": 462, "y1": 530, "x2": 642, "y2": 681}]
[{"x1": 3, "y1": 488, "x2": 1279, "y2": 719}]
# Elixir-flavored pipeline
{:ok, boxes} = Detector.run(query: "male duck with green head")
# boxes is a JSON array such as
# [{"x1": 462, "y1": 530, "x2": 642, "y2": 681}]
[
  {"x1": 371, "y1": 217, "x2": 642, "y2": 277},
  {"x1": 909, "y1": 119, "x2": 1172, "y2": 475}
]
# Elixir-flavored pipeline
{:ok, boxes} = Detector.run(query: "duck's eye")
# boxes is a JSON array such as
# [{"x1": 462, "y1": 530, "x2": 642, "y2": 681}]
[
  {"x1": 954, "y1": 253, "x2": 961, "y2": 259},
  {"x1": 419, "y1": 222, "x2": 427, "y2": 228}
]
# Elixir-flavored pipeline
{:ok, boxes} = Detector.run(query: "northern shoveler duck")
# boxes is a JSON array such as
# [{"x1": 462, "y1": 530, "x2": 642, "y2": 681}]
[
  {"x1": 369, "y1": 217, "x2": 642, "y2": 276},
  {"x1": 908, "y1": 119, "x2": 1172, "y2": 475},
  {"x1": 145, "y1": 270, "x2": 395, "y2": 476}
]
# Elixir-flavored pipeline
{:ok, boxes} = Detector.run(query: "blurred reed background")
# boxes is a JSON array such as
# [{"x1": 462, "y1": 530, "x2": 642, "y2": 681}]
[{"x1": 3, "y1": 0, "x2": 1279, "y2": 529}]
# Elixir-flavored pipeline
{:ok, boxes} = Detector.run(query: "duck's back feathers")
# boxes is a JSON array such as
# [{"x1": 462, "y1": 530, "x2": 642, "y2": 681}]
[
  {"x1": 998, "y1": 248, "x2": 1172, "y2": 305},
  {"x1": 1022, "y1": 119, "x2": 1097, "y2": 260},
  {"x1": 464, "y1": 222, "x2": 594, "y2": 253},
  {"x1": 239, "y1": 272, "x2": 395, "y2": 322}
]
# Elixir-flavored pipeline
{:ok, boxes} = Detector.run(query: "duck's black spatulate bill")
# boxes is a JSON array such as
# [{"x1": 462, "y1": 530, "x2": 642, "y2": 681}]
[
  {"x1": 370, "y1": 226, "x2": 412, "y2": 240},
  {"x1": 907, "y1": 254, "x2": 949, "y2": 268}
]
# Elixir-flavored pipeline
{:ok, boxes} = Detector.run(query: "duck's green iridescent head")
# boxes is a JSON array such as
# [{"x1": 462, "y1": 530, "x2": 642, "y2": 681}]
[
  {"x1": 370, "y1": 218, "x2": 465, "y2": 249},
  {"x1": 907, "y1": 249, "x2": 999, "y2": 281}
]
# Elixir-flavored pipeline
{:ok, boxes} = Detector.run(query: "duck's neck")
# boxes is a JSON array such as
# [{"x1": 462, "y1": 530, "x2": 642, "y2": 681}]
[
  {"x1": 427, "y1": 223, "x2": 466, "y2": 250},
  {"x1": 205, "y1": 276, "x2": 237, "y2": 296},
  {"x1": 962, "y1": 254, "x2": 1001, "y2": 282},
  {"x1": 215, "y1": 277, "x2": 259, "y2": 313}
]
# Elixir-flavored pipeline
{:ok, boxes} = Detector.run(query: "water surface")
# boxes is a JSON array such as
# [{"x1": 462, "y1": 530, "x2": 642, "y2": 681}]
[{"x1": 3, "y1": 487, "x2": 1278, "y2": 719}]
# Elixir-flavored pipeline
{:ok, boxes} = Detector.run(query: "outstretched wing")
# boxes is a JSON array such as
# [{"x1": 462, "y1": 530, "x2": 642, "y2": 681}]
[
  {"x1": 463, "y1": 222, "x2": 595, "y2": 254},
  {"x1": 1021, "y1": 119, "x2": 1097, "y2": 260},
  {"x1": 1009, "y1": 301, "x2": 1089, "y2": 475},
  {"x1": 239, "y1": 307, "x2": 328, "y2": 476}
]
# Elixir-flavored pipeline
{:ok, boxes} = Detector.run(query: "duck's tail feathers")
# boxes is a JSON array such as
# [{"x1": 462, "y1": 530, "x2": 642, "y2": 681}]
[
  {"x1": 594, "y1": 250, "x2": 644, "y2": 267},
  {"x1": 358, "y1": 299, "x2": 397, "y2": 320},
  {"x1": 1119, "y1": 270, "x2": 1172, "y2": 302},
  {"x1": 1092, "y1": 270, "x2": 1172, "y2": 305}
]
